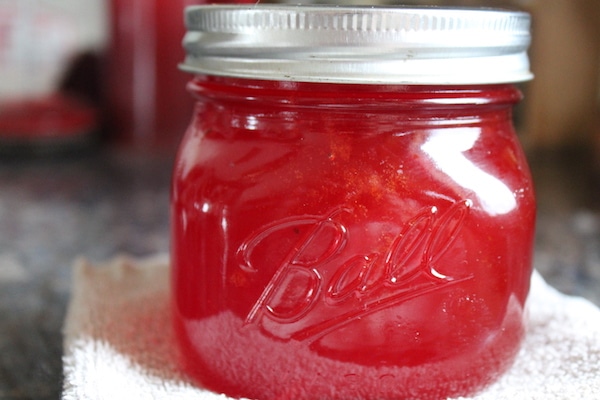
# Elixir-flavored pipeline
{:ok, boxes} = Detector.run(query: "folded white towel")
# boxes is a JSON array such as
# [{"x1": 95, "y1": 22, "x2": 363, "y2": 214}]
[{"x1": 62, "y1": 255, "x2": 600, "y2": 400}]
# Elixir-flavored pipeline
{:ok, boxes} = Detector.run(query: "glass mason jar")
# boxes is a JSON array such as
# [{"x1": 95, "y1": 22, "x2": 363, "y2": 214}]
[{"x1": 171, "y1": 6, "x2": 536, "y2": 400}]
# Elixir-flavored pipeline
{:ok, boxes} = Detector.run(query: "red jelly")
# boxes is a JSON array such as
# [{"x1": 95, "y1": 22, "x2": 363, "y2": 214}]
[{"x1": 172, "y1": 6, "x2": 535, "y2": 399}]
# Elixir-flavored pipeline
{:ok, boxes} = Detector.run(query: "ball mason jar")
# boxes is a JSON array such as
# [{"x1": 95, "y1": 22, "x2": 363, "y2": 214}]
[{"x1": 171, "y1": 6, "x2": 536, "y2": 399}]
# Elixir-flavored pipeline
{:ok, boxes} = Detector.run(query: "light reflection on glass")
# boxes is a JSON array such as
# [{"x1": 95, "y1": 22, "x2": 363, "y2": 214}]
[
  {"x1": 201, "y1": 202, "x2": 210, "y2": 213},
  {"x1": 421, "y1": 128, "x2": 516, "y2": 216},
  {"x1": 245, "y1": 115, "x2": 259, "y2": 130}
]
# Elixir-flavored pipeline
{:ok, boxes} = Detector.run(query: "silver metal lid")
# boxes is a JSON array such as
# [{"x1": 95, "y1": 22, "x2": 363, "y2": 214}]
[{"x1": 181, "y1": 5, "x2": 532, "y2": 84}]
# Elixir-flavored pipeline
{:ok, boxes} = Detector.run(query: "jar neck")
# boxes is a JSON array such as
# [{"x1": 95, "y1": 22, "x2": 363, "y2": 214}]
[{"x1": 187, "y1": 75, "x2": 522, "y2": 111}]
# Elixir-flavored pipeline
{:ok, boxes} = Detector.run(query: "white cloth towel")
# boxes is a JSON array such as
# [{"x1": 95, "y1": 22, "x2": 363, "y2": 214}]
[{"x1": 62, "y1": 255, "x2": 600, "y2": 400}]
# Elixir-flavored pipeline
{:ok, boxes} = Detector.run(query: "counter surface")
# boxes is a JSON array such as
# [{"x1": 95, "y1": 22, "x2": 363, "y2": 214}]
[{"x1": 0, "y1": 148, "x2": 598, "y2": 399}]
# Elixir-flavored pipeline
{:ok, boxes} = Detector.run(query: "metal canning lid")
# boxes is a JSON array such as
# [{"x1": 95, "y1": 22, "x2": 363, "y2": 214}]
[{"x1": 181, "y1": 5, "x2": 532, "y2": 84}]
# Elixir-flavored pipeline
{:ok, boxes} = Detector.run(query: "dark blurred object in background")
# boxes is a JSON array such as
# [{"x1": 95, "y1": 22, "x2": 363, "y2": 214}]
[{"x1": 0, "y1": 0, "x2": 107, "y2": 156}]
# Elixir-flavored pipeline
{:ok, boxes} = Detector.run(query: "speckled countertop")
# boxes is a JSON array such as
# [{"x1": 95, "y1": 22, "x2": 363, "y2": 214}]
[{"x1": 0, "y1": 147, "x2": 598, "y2": 399}]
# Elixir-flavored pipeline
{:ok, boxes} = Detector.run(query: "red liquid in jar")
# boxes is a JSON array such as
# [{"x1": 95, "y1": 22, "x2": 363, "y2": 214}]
[{"x1": 171, "y1": 77, "x2": 535, "y2": 399}]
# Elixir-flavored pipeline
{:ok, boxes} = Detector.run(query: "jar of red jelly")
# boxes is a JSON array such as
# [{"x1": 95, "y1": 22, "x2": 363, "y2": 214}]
[
  {"x1": 105, "y1": 0, "x2": 255, "y2": 152},
  {"x1": 172, "y1": 5, "x2": 535, "y2": 399}
]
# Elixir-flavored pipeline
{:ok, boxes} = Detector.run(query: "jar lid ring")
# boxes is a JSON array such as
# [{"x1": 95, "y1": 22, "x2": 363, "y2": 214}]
[{"x1": 181, "y1": 5, "x2": 533, "y2": 84}]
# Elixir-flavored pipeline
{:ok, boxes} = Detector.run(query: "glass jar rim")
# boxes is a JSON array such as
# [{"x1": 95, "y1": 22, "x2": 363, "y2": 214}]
[{"x1": 181, "y1": 5, "x2": 533, "y2": 85}]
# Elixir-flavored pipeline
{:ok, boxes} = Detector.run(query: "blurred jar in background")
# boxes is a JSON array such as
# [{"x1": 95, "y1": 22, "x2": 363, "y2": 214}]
[
  {"x1": 105, "y1": 0, "x2": 254, "y2": 154},
  {"x1": 0, "y1": 0, "x2": 107, "y2": 154}
]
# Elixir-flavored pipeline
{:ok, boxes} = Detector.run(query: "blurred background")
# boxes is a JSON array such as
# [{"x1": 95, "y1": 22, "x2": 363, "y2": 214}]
[{"x1": 1, "y1": 0, "x2": 600, "y2": 398}]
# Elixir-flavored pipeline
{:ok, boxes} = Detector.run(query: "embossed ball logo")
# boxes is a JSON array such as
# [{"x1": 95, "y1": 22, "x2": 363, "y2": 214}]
[{"x1": 236, "y1": 200, "x2": 474, "y2": 341}]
